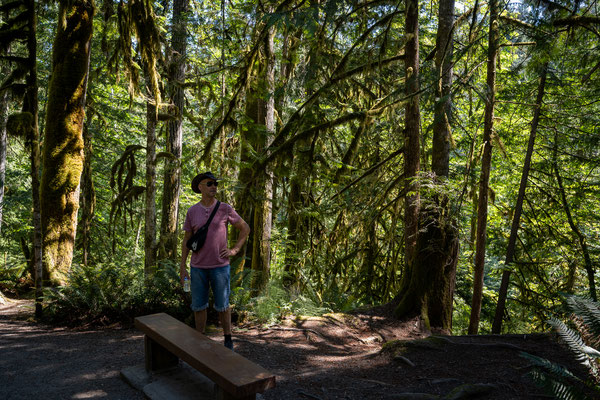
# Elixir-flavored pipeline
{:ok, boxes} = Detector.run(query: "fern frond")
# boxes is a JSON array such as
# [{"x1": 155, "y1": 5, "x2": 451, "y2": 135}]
[
  {"x1": 548, "y1": 318, "x2": 600, "y2": 359},
  {"x1": 528, "y1": 368, "x2": 587, "y2": 400},
  {"x1": 520, "y1": 352, "x2": 582, "y2": 382},
  {"x1": 566, "y1": 296, "x2": 600, "y2": 337}
]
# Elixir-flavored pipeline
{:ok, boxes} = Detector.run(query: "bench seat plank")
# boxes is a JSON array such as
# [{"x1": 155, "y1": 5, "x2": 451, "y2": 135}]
[{"x1": 135, "y1": 313, "x2": 275, "y2": 399}]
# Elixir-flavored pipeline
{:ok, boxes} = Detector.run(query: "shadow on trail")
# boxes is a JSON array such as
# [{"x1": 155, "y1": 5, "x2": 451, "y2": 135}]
[{"x1": 0, "y1": 317, "x2": 145, "y2": 400}]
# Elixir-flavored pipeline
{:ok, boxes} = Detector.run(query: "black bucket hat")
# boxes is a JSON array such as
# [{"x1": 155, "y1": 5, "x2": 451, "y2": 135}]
[{"x1": 191, "y1": 171, "x2": 218, "y2": 193}]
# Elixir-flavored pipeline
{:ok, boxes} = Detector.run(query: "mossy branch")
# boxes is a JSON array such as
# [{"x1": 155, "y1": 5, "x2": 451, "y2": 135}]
[
  {"x1": 6, "y1": 112, "x2": 33, "y2": 138},
  {"x1": 553, "y1": 16, "x2": 600, "y2": 27}
]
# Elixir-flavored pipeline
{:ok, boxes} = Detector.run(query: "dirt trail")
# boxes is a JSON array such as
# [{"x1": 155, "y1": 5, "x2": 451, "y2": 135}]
[
  {"x1": 0, "y1": 298, "x2": 590, "y2": 399},
  {"x1": 0, "y1": 299, "x2": 145, "y2": 400}
]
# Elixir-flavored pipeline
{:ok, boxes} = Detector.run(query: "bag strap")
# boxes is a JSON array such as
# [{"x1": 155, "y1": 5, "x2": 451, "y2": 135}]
[{"x1": 203, "y1": 201, "x2": 221, "y2": 229}]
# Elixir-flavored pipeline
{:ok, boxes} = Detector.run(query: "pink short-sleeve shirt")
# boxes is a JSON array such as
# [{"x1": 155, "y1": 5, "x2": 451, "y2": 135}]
[{"x1": 183, "y1": 201, "x2": 241, "y2": 269}]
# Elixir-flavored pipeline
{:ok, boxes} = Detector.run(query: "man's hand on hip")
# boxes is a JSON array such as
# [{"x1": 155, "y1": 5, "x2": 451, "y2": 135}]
[{"x1": 220, "y1": 247, "x2": 239, "y2": 258}]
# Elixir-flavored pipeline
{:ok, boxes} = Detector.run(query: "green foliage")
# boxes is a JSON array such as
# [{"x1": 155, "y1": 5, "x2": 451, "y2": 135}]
[
  {"x1": 520, "y1": 296, "x2": 600, "y2": 399},
  {"x1": 231, "y1": 268, "x2": 332, "y2": 325},
  {"x1": 0, "y1": 248, "x2": 28, "y2": 293},
  {"x1": 527, "y1": 365, "x2": 587, "y2": 400},
  {"x1": 1, "y1": 0, "x2": 600, "y2": 335},
  {"x1": 42, "y1": 261, "x2": 189, "y2": 325}
]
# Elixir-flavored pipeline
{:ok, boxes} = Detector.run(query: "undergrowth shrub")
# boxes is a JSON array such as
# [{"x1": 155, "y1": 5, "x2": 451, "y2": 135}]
[
  {"x1": 521, "y1": 295, "x2": 600, "y2": 400},
  {"x1": 43, "y1": 260, "x2": 189, "y2": 325},
  {"x1": 43, "y1": 257, "x2": 355, "y2": 328},
  {"x1": 231, "y1": 268, "x2": 332, "y2": 325}
]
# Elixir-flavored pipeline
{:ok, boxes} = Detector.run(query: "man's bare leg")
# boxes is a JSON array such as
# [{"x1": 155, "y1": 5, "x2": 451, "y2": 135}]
[
  {"x1": 218, "y1": 307, "x2": 232, "y2": 335},
  {"x1": 220, "y1": 307, "x2": 233, "y2": 349},
  {"x1": 194, "y1": 310, "x2": 207, "y2": 333}
]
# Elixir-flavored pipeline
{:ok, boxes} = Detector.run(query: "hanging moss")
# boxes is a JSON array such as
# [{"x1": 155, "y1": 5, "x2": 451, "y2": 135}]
[{"x1": 6, "y1": 112, "x2": 33, "y2": 138}]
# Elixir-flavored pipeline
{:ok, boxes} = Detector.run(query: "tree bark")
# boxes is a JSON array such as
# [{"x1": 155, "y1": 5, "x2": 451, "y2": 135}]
[
  {"x1": 402, "y1": 0, "x2": 421, "y2": 274},
  {"x1": 80, "y1": 115, "x2": 95, "y2": 268},
  {"x1": 0, "y1": 86, "x2": 7, "y2": 236},
  {"x1": 144, "y1": 98, "x2": 158, "y2": 276},
  {"x1": 553, "y1": 137, "x2": 596, "y2": 301},
  {"x1": 432, "y1": 0, "x2": 455, "y2": 178},
  {"x1": 248, "y1": 20, "x2": 276, "y2": 294},
  {"x1": 159, "y1": 0, "x2": 188, "y2": 263},
  {"x1": 419, "y1": 0, "x2": 459, "y2": 332},
  {"x1": 283, "y1": 0, "x2": 320, "y2": 289},
  {"x1": 469, "y1": 0, "x2": 499, "y2": 335},
  {"x1": 24, "y1": 0, "x2": 42, "y2": 315},
  {"x1": 41, "y1": 0, "x2": 94, "y2": 285},
  {"x1": 492, "y1": 64, "x2": 548, "y2": 333},
  {"x1": 394, "y1": 0, "x2": 421, "y2": 319}
]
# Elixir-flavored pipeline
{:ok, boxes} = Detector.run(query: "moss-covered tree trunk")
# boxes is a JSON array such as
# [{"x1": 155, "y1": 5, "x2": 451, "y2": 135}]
[
  {"x1": 232, "y1": 115, "x2": 254, "y2": 279},
  {"x1": 233, "y1": 10, "x2": 275, "y2": 288},
  {"x1": 432, "y1": 0, "x2": 455, "y2": 178},
  {"x1": 250, "y1": 23, "x2": 275, "y2": 294},
  {"x1": 404, "y1": 0, "x2": 458, "y2": 333},
  {"x1": 283, "y1": 1, "x2": 320, "y2": 289},
  {"x1": 80, "y1": 119, "x2": 95, "y2": 267},
  {"x1": 25, "y1": 0, "x2": 43, "y2": 315},
  {"x1": 41, "y1": 0, "x2": 95, "y2": 285},
  {"x1": 0, "y1": 85, "x2": 7, "y2": 236},
  {"x1": 402, "y1": 0, "x2": 421, "y2": 276},
  {"x1": 159, "y1": 0, "x2": 189, "y2": 263},
  {"x1": 144, "y1": 97, "x2": 158, "y2": 276},
  {"x1": 394, "y1": 0, "x2": 421, "y2": 319}
]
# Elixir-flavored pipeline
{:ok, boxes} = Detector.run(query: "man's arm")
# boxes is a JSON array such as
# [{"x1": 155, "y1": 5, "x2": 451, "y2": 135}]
[
  {"x1": 221, "y1": 218, "x2": 250, "y2": 258},
  {"x1": 180, "y1": 230, "x2": 192, "y2": 285}
]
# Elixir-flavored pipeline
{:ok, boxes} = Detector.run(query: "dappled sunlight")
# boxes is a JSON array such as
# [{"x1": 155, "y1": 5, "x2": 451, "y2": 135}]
[{"x1": 71, "y1": 390, "x2": 108, "y2": 399}]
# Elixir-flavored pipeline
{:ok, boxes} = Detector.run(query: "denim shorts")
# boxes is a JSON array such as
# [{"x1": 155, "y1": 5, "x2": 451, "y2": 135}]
[{"x1": 190, "y1": 265, "x2": 230, "y2": 312}]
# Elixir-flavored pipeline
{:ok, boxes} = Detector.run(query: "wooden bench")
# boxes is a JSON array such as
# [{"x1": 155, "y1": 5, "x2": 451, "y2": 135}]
[{"x1": 135, "y1": 313, "x2": 276, "y2": 400}]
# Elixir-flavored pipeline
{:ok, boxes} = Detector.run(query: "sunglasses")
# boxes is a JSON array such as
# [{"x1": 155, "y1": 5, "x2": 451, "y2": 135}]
[{"x1": 203, "y1": 181, "x2": 218, "y2": 187}]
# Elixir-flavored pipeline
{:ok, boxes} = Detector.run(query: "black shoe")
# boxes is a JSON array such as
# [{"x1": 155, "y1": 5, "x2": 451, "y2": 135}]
[{"x1": 224, "y1": 338, "x2": 234, "y2": 350}]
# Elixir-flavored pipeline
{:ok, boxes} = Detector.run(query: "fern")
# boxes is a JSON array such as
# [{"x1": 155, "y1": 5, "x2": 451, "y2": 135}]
[
  {"x1": 520, "y1": 352, "x2": 582, "y2": 382},
  {"x1": 519, "y1": 296, "x2": 600, "y2": 400},
  {"x1": 565, "y1": 296, "x2": 600, "y2": 338},
  {"x1": 43, "y1": 261, "x2": 189, "y2": 325},
  {"x1": 528, "y1": 369, "x2": 587, "y2": 400}
]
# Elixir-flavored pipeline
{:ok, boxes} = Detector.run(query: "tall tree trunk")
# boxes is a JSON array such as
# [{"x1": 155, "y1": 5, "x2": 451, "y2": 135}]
[
  {"x1": 283, "y1": 164, "x2": 309, "y2": 287},
  {"x1": 468, "y1": 0, "x2": 499, "y2": 335},
  {"x1": 23, "y1": 0, "x2": 42, "y2": 315},
  {"x1": 283, "y1": 1, "x2": 320, "y2": 289},
  {"x1": 394, "y1": 0, "x2": 422, "y2": 319},
  {"x1": 159, "y1": 0, "x2": 188, "y2": 263},
  {"x1": 144, "y1": 98, "x2": 158, "y2": 276},
  {"x1": 402, "y1": 0, "x2": 421, "y2": 276},
  {"x1": 361, "y1": 215, "x2": 378, "y2": 301},
  {"x1": 250, "y1": 24, "x2": 275, "y2": 294},
  {"x1": 553, "y1": 135, "x2": 596, "y2": 301},
  {"x1": 41, "y1": 0, "x2": 94, "y2": 285},
  {"x1": 232, "y1": 107, "x2": 255, "y2": 279},
  {"x1": 0, "y1": 87, "x2": 7, "y2": 236},
  {"x1": 432, "y1": 0, "x2": 455, "y2": 178},
  {"x1": 492, "y1": 63, "x2": 548, "y2": 333},
  {"x1": 418, "y1": 0, "x2": 459, "y2": 332},
  {"x1": 80, "y1": 120, "x2": 95, "y2": 267}
]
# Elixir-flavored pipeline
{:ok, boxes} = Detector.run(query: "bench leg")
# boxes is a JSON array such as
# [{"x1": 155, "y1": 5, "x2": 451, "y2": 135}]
[
  {"x1": 144, "y1": 335, "x2": 178, "y2": 372},
  {"x1": 215, "y1": 386, "x2": 256, "y2": 400}
]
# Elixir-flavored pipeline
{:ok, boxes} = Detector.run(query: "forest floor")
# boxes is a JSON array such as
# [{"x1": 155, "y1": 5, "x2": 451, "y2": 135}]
[{"x1": 0, "y1": 296, "x2": 593, "y2": 400}]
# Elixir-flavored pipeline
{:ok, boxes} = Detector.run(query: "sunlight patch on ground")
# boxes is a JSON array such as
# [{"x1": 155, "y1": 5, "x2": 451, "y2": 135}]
[{"x1": 71, "y1": 390, "x2": 107, "y2": 398}]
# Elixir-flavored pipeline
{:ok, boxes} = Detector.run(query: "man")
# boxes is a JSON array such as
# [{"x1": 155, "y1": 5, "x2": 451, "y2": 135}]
[{"x1": 180, "y1": 171, "x2": 250, "y2": 350}]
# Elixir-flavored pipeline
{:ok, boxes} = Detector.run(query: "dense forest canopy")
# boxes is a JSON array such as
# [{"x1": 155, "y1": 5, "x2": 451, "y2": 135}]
[{"x1": 0, "y1": 0, "x2": 598, "y2": 334}]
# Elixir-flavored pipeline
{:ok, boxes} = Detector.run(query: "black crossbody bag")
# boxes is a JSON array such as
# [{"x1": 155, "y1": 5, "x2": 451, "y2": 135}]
[{"x1": 186, "y1": 201, "x2": 221, "y2": 252}]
